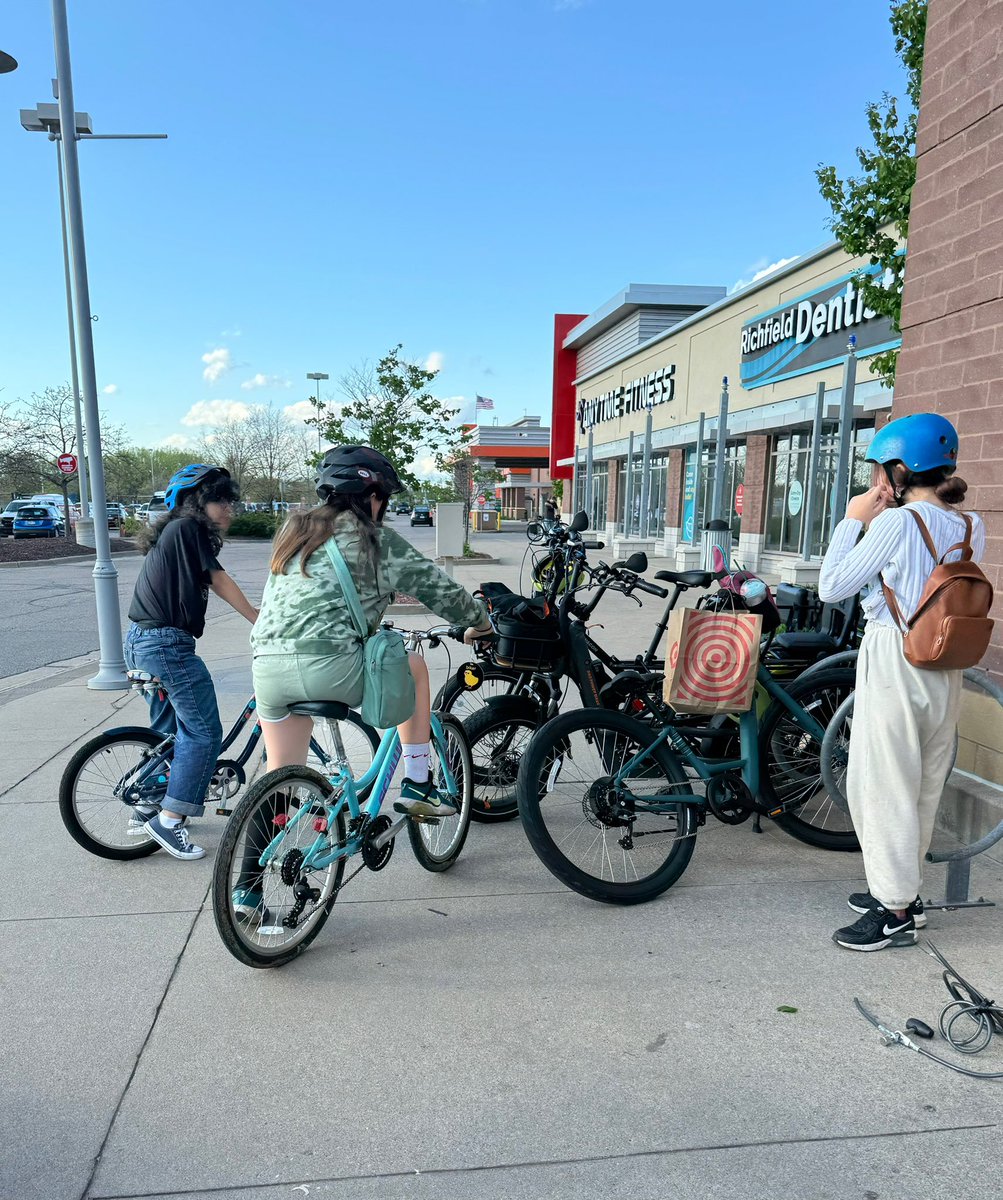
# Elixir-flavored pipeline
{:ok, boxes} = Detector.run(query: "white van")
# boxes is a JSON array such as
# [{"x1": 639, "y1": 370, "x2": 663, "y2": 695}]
[{"x1": 30, "y1": 494, "x2": 67, "y2": 509}]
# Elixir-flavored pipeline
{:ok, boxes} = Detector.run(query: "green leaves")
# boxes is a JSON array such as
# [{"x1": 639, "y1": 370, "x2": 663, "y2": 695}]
[{"x1": 815, "y1": 0, "x2": 927, "y2": 388}]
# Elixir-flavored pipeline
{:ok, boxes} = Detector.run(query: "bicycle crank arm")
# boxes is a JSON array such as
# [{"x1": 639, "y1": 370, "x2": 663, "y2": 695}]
[{"x1": 373, "y1": 815, "x2": 409, "y2": 848}]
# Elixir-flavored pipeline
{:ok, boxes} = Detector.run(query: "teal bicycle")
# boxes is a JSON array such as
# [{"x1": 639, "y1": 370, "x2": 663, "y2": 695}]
[{"x1": 212, "y1": 625, "x2": 473, "y2": 968}]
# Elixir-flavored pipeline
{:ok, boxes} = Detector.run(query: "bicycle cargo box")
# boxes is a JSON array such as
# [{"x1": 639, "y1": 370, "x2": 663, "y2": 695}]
[{"x1": 492, "y1": 609, "x2": 562, "y2": 670}]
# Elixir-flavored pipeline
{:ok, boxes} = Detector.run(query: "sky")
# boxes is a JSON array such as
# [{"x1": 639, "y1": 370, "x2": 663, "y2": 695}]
[{"x1": 1, "y1": 1, "x2": 909, "y2": 463}]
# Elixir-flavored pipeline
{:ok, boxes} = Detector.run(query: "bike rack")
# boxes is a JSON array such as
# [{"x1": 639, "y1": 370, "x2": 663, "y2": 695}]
[{"x1": 925, "y1": 816, "x2": 1003, "y2": 911}]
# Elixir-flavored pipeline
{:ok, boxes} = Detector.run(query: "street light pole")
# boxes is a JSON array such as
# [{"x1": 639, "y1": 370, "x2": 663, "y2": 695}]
[
  {"x1": 50, "y1": 0, "x2": 126, "y2": 689},
  {"x1": 307, "y1": 372, "x2": 329, "y2": 454},
  {"x1": 55, "y1": 138, "x2": 92, "y2": 545}
]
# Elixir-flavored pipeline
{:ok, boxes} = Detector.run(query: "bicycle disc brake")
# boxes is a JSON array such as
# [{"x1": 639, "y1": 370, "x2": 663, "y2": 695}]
[
  {"x1": 706, "y1": 774, "x2": 754, "y2": 825},
  {"x1": 582, "y1": 778, "x2": 632, "y2": 830}
]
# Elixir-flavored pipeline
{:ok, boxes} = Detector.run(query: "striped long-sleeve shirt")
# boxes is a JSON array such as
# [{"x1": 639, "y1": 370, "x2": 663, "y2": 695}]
[{"x1": 818, "y1": 501, "x2": 986, "y2": 629}]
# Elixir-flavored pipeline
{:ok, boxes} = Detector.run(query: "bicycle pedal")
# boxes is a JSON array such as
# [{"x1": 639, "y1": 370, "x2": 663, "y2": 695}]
[
  {"x1": 411, "y1": 815, "x2": 441, "y2": 825},
  {"x1": 215, "y1": 806, "x2": 233, "y2": 817}
]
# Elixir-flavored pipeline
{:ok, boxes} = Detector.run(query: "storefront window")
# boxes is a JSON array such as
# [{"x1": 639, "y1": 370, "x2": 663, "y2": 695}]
[
  {"x1": 683, "y1": 442, "x2": 746, "y2": 543},
  {"x1": 765, "y1": 424, "x2": 875, "y2": 557},
  {"x1": 615, "y1": 454, "x2": 669, "y2": 537},
  {"x1": 572, "y1": 460, "x2": 608, "y2": 532}
]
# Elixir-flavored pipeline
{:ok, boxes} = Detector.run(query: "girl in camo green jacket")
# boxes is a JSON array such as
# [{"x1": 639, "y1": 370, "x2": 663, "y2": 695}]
[{"x1": 251, "y1": 445, "x2": 491, "y2": 818}]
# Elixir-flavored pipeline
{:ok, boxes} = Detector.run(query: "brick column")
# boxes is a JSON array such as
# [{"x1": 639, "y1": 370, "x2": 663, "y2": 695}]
[
  {"x1": 742, "y1": 435, "x2": 770, "y2": 535},
  {"x1": 666, "y1": 448, "x2": 685, "y2": 526},
  {"x1": 892, "y1": 0, "x2": 1003, "y2": 674}
]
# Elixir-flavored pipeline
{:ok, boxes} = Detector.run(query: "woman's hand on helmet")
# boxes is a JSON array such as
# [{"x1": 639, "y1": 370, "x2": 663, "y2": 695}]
[
  {"x1": 846, "y1": 483, "x2": 894, "y2": 527},
  {"x1": 464, "y1": 623, "x2": 494, "y2": 645}
]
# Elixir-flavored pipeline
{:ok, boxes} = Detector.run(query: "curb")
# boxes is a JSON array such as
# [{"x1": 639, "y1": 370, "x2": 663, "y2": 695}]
[{"x1": 0, "y1": 550, "x2": 143, "y2": 570}]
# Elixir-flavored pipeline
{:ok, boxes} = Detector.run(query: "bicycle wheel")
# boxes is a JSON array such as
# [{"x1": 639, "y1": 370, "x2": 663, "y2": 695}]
[
  {"x1": 212, "y1": 766, "x2": 345, "y2": 968},
  {"x1": 59, "y1": 727, "x2": 169, "y2": 860},
  {"x1": 516, "y1": 708, "x2": 698, "y2": 905},
  {"x1": 463, "y1": 696, "x2": 542, "y2": 822},
  {"x1": 821, "y1": 668, "x2": 1003, "y2": 814},
  {"x1": 759, "y1": 668, "x2": 859, "y2": 851},
  {"x1": 408, "y1": 713, "x2": 473, "y2": 871},
  {"x1": 433, "y1": 666, "x2": 539, "y2": 724}
]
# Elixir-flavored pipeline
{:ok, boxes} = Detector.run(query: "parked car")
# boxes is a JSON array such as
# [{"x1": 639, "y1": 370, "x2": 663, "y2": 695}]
[
  {"x1": 396, "y1": 502, "x2": 412, "y2": 515},
  {"x1": 0, "y1": 499, "x2": 35, "y2": 538},
  {"x1": 410, "y1": 504, "x2": 433, "y2": 527},
  {"x1": 145, "y1": 492, "x2": 169, "y2": 525},
  {"x1": 13, "y1": 504, "x2": 65, "y2": 539}
]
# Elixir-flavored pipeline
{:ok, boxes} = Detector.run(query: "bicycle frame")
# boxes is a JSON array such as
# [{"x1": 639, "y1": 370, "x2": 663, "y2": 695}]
[
  {"x1": 257, "y1": 713, "x2": 458, "y2": 872},
  {"x1": 605, "y1": 664, "x2": 830, "y2": 813}
]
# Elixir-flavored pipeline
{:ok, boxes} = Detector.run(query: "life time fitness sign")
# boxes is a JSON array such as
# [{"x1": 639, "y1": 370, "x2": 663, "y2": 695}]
[
  {"x1": 577, "y1": 364, "x2": 675, "y2": 433},
  {"x1": 739, "y1": 265, "x2": 901, "y2": 389}
]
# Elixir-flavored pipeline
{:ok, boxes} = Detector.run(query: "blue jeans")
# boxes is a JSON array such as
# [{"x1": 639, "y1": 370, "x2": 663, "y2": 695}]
[{"x1": 124, "y1": 624, "x2": 223, "y2": 818}]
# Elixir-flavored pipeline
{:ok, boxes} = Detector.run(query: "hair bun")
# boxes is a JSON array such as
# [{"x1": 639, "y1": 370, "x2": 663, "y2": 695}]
[{"x1": 936, "y1": 474, "x2": 968, "y2": 505}]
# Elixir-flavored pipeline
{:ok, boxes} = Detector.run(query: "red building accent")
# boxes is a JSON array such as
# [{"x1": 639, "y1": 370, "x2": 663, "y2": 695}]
[{"x1": 550, "y1": 313, "x2": 586, "y2": 480}]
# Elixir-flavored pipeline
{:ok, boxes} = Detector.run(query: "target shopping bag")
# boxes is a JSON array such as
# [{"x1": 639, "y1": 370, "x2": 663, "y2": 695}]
[{"x1": 663, "y1": 609, "x2": 763, "y2": 714}]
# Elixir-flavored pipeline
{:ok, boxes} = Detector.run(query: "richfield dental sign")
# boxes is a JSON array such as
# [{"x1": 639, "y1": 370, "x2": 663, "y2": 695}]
[
  {"x1": 739, "y1": 266, "x2": 900, "y2": 389},
  {"x1": 577, "y1": 364, "x2": 675, "y2": 433}
]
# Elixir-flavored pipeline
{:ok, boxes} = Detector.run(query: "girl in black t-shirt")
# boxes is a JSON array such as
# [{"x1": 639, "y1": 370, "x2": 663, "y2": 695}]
[{"x1": 125, "y1": 465, "x2": 258, "y2": 861}]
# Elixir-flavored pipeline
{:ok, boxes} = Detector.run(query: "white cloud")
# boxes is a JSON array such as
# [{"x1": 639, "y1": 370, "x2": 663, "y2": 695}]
[
  {"x1": 201, "y1": 347, "x2": 232, "y2": 384},
  {"x1": 409, "y1": 452, "x2": 449, "y2": 481},
  {"x1": 241, "y1": 373, "x2": 292, "y2": 391},
  {"x1": 161, "y1": 433, "x2": 194, "y2": 449},
  {"x1": 283, "y1": 399, "x2": 319, "y2": 423},
  {"x1": 180, "y1": 399, "x2": 251, "y2": 427},
  {"x1": 729, "y1": 256, "x2": 800, "y2": 295},
  {"x1": 424, "y1": 351, "x2": 445, "y2": 374},
  {"x1": 101, "y1": 384, "x2": 118, "y2": 395}
]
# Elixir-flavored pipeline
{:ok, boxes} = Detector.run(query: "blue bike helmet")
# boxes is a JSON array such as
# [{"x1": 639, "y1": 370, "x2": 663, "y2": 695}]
[
  {"x1": 164, "y1": 464, "x2": 230, "y2": 510},
  {"x1": 865, "y1": 413, "x2": 959, "y2": 473}
]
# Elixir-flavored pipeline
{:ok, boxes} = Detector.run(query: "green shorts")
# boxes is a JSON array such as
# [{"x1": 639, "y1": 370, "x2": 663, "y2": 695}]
[{"x1": 252, "y1": 650, "x2": 365, "y2": 722}]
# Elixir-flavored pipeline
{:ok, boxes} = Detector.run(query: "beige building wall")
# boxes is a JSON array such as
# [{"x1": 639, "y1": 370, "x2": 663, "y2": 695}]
[{"x1": 574, "y1": 243, "x2": 893, "y2": 454}]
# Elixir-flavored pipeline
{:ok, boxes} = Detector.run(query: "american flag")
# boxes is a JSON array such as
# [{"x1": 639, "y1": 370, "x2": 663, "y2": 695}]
[{"x1": 475, "y1": 395, "x2": 495, "y2": 412}]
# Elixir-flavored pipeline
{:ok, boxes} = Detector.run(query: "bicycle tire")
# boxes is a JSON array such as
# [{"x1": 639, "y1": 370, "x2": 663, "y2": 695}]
[
  {"x1": 408, "y1": 713, "x2": 473, "y2": 871},
  {"x1": 758, "y1": 668, "x2": 859, "y2": 851},
  {"x1": 820, "y1": 667, "x2": 1003, "y2": 814},
  {"x1": 516, "y1": 707, "x2": 698, "y2": 905},
  {"x1": 304, "y1": 711, "x2": 381, "y2": 796},
  {"x1": 59, "y1": 727, "x2": 168, "y2": 860},
  {"x1": 212, "y1": 765, "x2": 345, "y2": 968},
  {"x1": 432, "y1": 666, "x2": 542, "y2": 724},
  {"x1": 463, "y1": 696, "x2": 543, "y2": 822}
]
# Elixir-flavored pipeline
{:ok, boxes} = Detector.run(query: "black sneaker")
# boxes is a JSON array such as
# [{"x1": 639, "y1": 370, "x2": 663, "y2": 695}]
[
  {"x1": 847, "y1": 890, "x2": 926, "y2": 928},
  {"x1": 833, "y1": 906, "x2": 917, "y2": 952}
]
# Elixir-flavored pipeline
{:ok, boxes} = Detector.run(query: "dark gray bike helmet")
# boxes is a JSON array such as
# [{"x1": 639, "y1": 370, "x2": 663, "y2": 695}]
[{"x1": 314, "y1": 445, "x2": 403, "y2": 504}]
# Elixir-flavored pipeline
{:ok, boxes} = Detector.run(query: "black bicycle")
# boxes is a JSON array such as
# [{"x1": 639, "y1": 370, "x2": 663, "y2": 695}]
[{"x1": 59, "y1": 677, "x2": 378, "y2": 860}]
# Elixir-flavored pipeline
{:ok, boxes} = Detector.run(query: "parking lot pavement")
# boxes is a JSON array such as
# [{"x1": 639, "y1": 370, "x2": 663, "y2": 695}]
[{"x1": 3, "y1": 525, "x2": 1003, "y2": 1199}]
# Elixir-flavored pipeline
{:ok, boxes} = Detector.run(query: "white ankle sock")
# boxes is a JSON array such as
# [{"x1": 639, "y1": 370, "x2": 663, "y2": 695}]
[
  {"x1": 402, "y1": 743, "x2": 430, "y2": 784},
  {"x1": 161, "y1": 814, "x2": 183, "y2": 828}
]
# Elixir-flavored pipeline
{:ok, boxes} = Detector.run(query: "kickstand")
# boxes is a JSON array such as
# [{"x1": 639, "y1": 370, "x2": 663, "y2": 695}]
[{"x1": 752, "y1": 813, "x2": 763, "y2": 835}]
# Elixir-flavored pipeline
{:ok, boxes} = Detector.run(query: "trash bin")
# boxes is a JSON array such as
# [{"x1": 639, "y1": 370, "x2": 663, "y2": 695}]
[
  {"x1": 471, "y1": 509, "x2": 499, "y2": 532},
  {"x1": 701, "y1": 518, "x2": 731, "y2": 571}
]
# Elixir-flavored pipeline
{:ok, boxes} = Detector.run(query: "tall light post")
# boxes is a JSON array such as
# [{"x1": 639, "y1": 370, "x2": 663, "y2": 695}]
[
  {"x1": 0, "y1": 50, "x2": 17, "y2": 74},
  {"x1": 307, "y1": 372, "x2": 329, "y2": 454},
  {"x1": 17, "y1": 3, "x2": 165, "y2": 688}
]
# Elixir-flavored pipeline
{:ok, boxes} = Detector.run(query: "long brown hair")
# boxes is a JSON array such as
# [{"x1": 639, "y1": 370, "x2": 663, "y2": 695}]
[{"x1": 270, "y1": 496, "x2": 380, "y2": 576}]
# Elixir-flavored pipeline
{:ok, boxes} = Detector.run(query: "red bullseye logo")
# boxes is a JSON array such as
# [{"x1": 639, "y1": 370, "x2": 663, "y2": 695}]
[{"x1": 672, "y1": 614, "x2": 760, "y2": 710}]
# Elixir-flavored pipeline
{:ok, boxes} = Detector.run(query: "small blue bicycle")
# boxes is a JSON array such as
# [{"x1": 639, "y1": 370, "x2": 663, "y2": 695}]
[{"x1": 211, "y1": 625, "x2": 474, "y2": 968}]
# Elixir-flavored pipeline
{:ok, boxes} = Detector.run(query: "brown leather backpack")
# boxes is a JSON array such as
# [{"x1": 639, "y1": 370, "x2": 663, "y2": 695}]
[{"x1": 881, "y1": 510, "x2": 994, "y2": 670}]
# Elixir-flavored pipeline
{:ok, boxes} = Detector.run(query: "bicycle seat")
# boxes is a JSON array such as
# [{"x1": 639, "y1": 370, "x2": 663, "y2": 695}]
[
  {"x1": 771, "y1": 632, "x2": 840, "y2": 655},
  {"x1": 654, "y1": 570, "x2": 717, "y2": 589},
  {"x1": 287, "y1": 701, "x2": 352, "y2": 721}
]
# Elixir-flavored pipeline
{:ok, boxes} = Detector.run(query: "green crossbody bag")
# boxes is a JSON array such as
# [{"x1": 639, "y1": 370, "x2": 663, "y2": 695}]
[{"x1": 324, "y1": 536, "x2": 416, "y2": 729}]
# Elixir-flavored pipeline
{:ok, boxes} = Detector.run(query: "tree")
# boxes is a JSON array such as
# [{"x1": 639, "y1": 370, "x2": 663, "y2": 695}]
[
  {"x1": 6, "y1": 386, "x2": 80, "y2": 526},
  {"x1": 309, "y1": 345, "x2": 470, "y2": 489},
  {"x1": 196, "y1": 417, "x2": 257, "y2": 491},
  {"x1": 449, "y1": 453, "x2": 503, "y2": 548},
  {"x1": 245, "y1": 404, "x2": 306, "y2": 505},
  {"x1": 815, "y1": 0, "x2": 927, "y2": 387}
]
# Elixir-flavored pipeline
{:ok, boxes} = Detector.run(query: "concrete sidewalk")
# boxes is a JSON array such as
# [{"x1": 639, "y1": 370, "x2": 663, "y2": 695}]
[{"x1": 2, "y1": 531, "x2": 1002, "y2": 1200}]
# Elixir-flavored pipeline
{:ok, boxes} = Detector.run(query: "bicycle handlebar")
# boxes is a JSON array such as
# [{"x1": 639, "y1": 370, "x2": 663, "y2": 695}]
[{"x1": 632, "y1": 577, "x2": 669, "y2": 599}]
